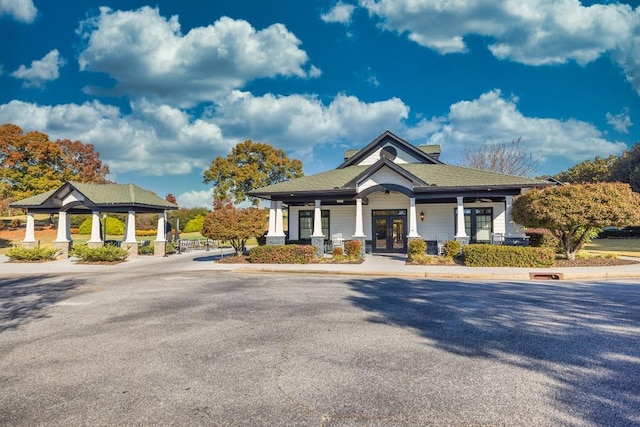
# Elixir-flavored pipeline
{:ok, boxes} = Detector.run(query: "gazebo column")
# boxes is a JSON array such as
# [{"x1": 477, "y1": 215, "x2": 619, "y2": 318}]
[
  {"x1": 154, "y1": 212, "x2": 167, "y2": 257},
  {"x1": 87, "y1": 211, "x2": 103, "y2": 248},
  {"x1": 454, "y1": 197, "x2": 469, "y2": 246},
  {"x1": 310, "y1": 200, "x2": 325, "y2": 257},
  {"x1": 121, "y1": 210, "x2": 138, "y2": 259},
  {"x1": 21, "y1": 212, "x2": 38, "y2": 249},
  {"x1": 266, "y1": 200, "x2": 285, "y2": 246},
  {"x1": 352, "y1": 198, "x2": 366, "y2": 258},
  {"x1": 53, "y1": 211, "x2": 71, "y2": 259}
]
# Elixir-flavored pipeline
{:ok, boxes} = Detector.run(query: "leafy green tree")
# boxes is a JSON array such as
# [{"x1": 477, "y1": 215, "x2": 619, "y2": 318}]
[
  {"x1": 611, "y1": 143, "x2": 640, "y2": 192},
  {"x1": 512, "y1": 183, "x2": 640, "y2": 260},
  {"x1": 202, "y1": 200, "x2": 267, "y2": 255},
  {"x1": 203, "y1": 140, "x2": 303, "y2": 206},
  {"x1": 552, "y1": 155, "x2": 617, "y2": 183},
  {"x1": 183, "y1": 215, "x2": 205, "y2": 233},
  {"x1": 0, "y1": 123, "x2": 109, "y2": 201},
  {"x1": 168, "y1": 207, "x2": 210, "y2": 231}
]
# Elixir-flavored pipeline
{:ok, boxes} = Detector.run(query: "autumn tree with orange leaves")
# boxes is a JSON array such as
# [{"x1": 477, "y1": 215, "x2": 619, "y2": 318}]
[{"x1": 0, "y1": 123, "x2": 110, "y2": 202}]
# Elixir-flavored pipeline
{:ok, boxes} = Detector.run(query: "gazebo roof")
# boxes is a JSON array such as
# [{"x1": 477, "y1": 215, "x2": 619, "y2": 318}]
[{"x1": 10, "y1": 181, "x2": 178, "y2": 214}]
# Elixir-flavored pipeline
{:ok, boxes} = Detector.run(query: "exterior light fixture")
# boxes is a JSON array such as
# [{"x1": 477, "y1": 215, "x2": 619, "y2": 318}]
[{"x1": 420, "y1": 211, "x2": 425, "y2": 222}]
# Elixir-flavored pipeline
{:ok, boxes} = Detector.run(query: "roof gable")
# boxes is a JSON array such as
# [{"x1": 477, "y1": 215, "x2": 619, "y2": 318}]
[
  {"x1": 343, "y1": 157, "x2": 429, "y2": 190},
  {"x1": 338, "y1": 130, "x2": 442, "y2": 168}
]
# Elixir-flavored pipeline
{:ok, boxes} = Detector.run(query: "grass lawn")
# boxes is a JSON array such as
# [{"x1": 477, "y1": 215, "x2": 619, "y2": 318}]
[{"x1": 583, "y1": 238, "x2": 640, "y2": 257}]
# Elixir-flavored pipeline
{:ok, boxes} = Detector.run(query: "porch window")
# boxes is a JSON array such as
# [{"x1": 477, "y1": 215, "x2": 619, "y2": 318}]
[
  {"x1": 299, "y1": 210, "x2": 329, "y2": 239},
  {"x1": 454, "y1": 207, "x2": 493, "y2": 243}
]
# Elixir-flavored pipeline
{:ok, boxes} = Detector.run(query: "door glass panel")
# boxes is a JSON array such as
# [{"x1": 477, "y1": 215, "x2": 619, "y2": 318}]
[
  {"x1": 476, "y1": 213, "x2": 492, "y2": 242},
  {"x1": 375, "y1": 218, "x2": 387, "y2": 249},
  {"x1": 392, "y1": 218, "x2": 404, "y2": 250}
]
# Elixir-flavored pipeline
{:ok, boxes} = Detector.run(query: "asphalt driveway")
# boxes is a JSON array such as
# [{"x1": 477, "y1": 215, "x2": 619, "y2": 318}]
[{"x1": 1, "y1": 271, "x2": 639, "y2": 426}]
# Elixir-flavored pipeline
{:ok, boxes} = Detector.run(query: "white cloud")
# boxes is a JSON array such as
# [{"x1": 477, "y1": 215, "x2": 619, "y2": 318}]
[
  {"x1": 321, "y1": 2, "x2": 356, "y2": 24},
  {"x1": 176, "y1": 190, "x2": 212, "y2": 209},
  {"x1": 0, "y1": 99, "x2": 232, "y2": 177},
  {"x1": 606, "y1": 108, "x2": 633, "y2": 133},
  {"x1": 0, "y1": 0, "x2": 37, "y2": 23},
  {"x1": 77, "y1": 6, "x2": 319, "y2": 107},
  {"x1": 357, "y1": 0, "x2": 640, "y2": 94},
  {"x1": 413, "y1": 89, "x2": 628, "y2": 173},
  {"x1": 11, "y1": 50, "x2": 65, "y2": 88},
  {"x1": 213, "y1": 90, "x2": 409, "y2": 165}
]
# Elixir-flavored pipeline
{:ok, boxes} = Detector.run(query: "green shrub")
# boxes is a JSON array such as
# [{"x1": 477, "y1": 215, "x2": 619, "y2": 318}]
[
  {"x1": 332, "y1": 246, "x2": 344, "y2": 257},
  {"x1": 7, "y1": 246, "x2": 58, "y2": 261},
  {"x1": 407, "y1": 239, "x2": 426, "y2": 260},
  {"x1": 78, "y1": 217, "x2": 125, "y2": 235},
  {"x1": 183, "y1": 215, "x2": 205, "y2": 233},
  {"x1": 138, "y1": 243, "x2": 154, "y2": 255},
  {"x1": 70, "y1": 244, "x2": 128, "y2": 263},
  {"x1": 135, "y1": 229, "x2": 157, "y2": 236},
  {"x1": 249, "y1": 245, "x2": 316, "y2": 264},
  {"x1": 344, "y1": 240, "x2": 362, "y2": 259},
  {"x1": 443, "y1": 240, "x2": 461, "y2": 257},
  {"x1": 462, "y1": 244, "x2": 555, "y2": 268}
]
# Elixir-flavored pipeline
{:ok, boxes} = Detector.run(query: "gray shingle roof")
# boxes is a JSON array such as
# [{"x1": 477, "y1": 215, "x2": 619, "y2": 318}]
[
  {"x1": 250, "y1": 163, "x2": 549, "y2": 196},
  {"x1": 10, "y1": 181, "x2": 177, "y2": 210}
]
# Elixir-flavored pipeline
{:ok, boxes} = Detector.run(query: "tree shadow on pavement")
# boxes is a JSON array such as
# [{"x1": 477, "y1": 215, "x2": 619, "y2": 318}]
[
  {"x1": 0, "y1": 275, "x2": 84, "y2": 333},
  {"x1": 347, "y1": 279, "x2": 640, "y2": 426}
]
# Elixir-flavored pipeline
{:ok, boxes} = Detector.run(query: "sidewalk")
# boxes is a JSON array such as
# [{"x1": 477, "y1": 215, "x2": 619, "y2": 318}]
[{"x1": 2, "y1": 251, "x2": 640, "y2": 280}]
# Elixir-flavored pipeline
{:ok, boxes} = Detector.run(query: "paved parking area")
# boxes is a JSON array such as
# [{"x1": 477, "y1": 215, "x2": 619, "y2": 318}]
[{"x1": 1, "y1": 271, "x2": 639, "y2": 426}]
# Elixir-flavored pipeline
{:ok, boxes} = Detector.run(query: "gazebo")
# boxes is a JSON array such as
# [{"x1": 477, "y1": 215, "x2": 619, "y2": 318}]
[{"x1": 9, "y1": 181, "x2": 178, "y2": 258}]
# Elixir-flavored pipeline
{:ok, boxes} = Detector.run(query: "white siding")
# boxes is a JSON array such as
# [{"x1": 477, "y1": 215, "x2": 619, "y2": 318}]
[
  {"x1": 358, "y1": 143, "x2": 424, "y2": 166},
  {"x1": 288, "y1": 199, "x2": 507, "y2": 242},
  {"x1": 359, "y1": 167, "x2": 413, "y2": 192}
]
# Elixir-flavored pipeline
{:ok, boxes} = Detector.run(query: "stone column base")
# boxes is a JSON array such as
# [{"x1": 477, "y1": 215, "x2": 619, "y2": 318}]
[
  {"x1": 87, "y1": 241, "x2": 103, "y2": 249},
  {"x1": 266, "y1": 235, "x2": 285, "y2": 246},
  {"x1": 121, "y1": 242, "x2": 139, "y2": 259},
  {"x1": 310, "y1": 236, "x2": 325, "y2": 257},
  {"x1": 53, "y1": 241, "x2": 72, "y2": 259},
  {"x1": 455, "y1": 236, "x2": 470, "y2": 246},
  {"x1": 21, "y1": 241, "x2": 38, "y2": 249},
  {"x1": 154, "y1": 240, "x2": 167, "y2": 257}
]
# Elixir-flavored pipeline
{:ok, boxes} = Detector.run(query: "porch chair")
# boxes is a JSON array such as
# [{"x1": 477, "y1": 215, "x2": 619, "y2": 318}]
[
  {"x1": 331, "y1": 233, "x2": 345, "y2": 252},
  {"x1": 491, "y1": 232, "x2": 505, "y2": 245},
  {"x1": 436, "y1": 233, "x2": 448, "y2": 256}
]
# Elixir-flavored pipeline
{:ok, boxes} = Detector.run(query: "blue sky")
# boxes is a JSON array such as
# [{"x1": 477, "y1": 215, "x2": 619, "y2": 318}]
[{"x1": 1, "y1": 0, "x2": 639, "y2": 207}]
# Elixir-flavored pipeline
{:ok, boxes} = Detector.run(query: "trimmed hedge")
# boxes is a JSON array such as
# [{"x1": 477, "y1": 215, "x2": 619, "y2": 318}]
[
  {"x1": 7, "y1": 246, "x2": 58, "y2": 261},
  {"x1": 407, "y1": 239, "x2": 426, "y2": 260},
  {"x1": 344, "y1": 239, "x2": 362, "y2": 259},
  {"x1": 70, "y1": 244, "x2": 129, "y2": 263},
  {"x1": 462, "y1": 244, "x2": 555, "y2": 268},
  {"x1": 443, "y1": 240, "x2": 461, "y2": 257},
  {"x1": 249, "y1": 244, "x2": 316, "y2": 264}
]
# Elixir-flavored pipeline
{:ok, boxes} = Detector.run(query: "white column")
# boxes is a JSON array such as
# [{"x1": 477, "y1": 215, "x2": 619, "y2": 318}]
[
  {"x1": 124, "y1": 211, "x2": 137, "y2": 243},
  {"x1": 408, "y1": 197, "x2": 419, "y2": 237},
  {"x1": 55, "y1": 211, "x2": 70, "y2": 242},
  {"x1": 156, "y1": 212, "x2": 166, "y2": 242},
  {"x1": 267, "y1": 200, "x2": 277, "y2": 236},
  {"x1": 88, "y1": 211, "x2": 102, "y2": 243},
  {"x1": 505, "y1": 195, "x2": 526, "y2": 238},
  {"x1": 312, "y1": 200, "x2": 323, "y2": 237},
  {"x1": 275, "y1": 201, "x2": 285, "y2": 236},
  {"x1": 455, "y1": 196, "x2": 468, "y2": 238},
  {"x1": 353, "y1": 198, "x2": 365, "y2": 237},
  {"x1": 23, "y1": 212, "x2": 36, "y2": 243}
]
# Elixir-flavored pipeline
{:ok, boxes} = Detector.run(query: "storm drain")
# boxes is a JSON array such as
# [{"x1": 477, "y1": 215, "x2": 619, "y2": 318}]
[{"x1": 529, "y1": 272, "x2": 563, "y2": 280}]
